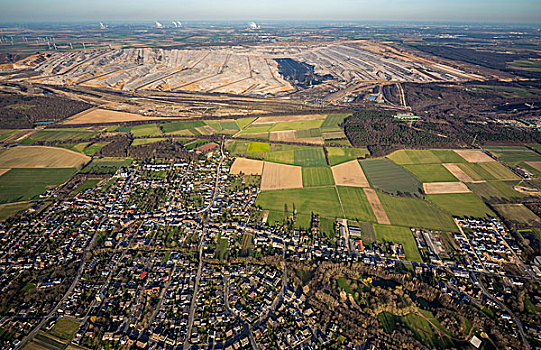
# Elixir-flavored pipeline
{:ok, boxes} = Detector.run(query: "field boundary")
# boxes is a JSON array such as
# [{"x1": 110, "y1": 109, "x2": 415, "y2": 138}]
[{"x1": 364, "y1": 188, "x2": 390, "y2": 224}]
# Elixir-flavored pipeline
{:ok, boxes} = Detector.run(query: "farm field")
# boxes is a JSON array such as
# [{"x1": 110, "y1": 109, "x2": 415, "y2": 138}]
[
  {"x1": 363, "y1": 188, "x2": 390, "y2": 224},
  {"x1": 402, "y1": 164, "x2": 458, "y2": 182},
  {"x1": 0, "y1": 168, "x2": 77, "y2": 203},
  {"x1": 373, "y1": 224, "x2": 423, "y2": 262},
  {"x1": 247, "y1": 141, "x2": 270, "y2": 153},
  {"x1": 320, "y1": 113, "x2": 350, "y2": 131},
  {"x1": 265, "y1": 150, "x2": 295, "y2": 164},
  {"x1": 132, "y1": 138, "x2": 166, "y2": 146},
  {"x1": 260, "y1": 162, "x2": 302, "y2": 191},
  {"x1": 293, "y1": 148, "x2": 327, "y2": 167},
  {"x1": 73, "y1": 179, "x2": 101, "y2": 194},
  {"x1": 457, "y1": 162, "x2": 519, "y2": 181},
  {"x1": 20, "y1": 128, "x2": 98, "y2": 144},
  {"x1": 361, "y1": 158, "x2": 422, "y2": 196},
  {"x1": 230, "y1": 158, "x2": 264, "y2": 175},
  {"x1": 331, "y1": 160, "x2": 369, "y2": 187},
  {"x1": 485, "y1": 146, "x2": 541, "y2": 162},
  {"x1": 130, "y1": 124, "x2": 162, "y2": 137},
  {"x1": 160, "y1": 120, "x2": 205, "y2": 134},
  {"x1": 377, "y1": 192, "x2": 457, "y2": 231},
  {"x1": 82, "y1": 142, "x2": 107, "y2": 155},
  {"x1": 493, "y1": 204, "x2": 540, "y2": 225},
  {"x1": 0, "y1": 202, "x2": 32, "y2": 220},
  {"x1": 326, "y1": 147, "x2": 369, "y2": 166},
  {"x1": 388, "y1": 149, "x2": 466, "y2": 165},
  {"x1": 256, "y1": 186, "x2": 344, "y2": 219},
  {"x1": 80, "y1": 157, "x2": 132, "y2": 174},
  {"x1": 302, "y1": 167, "x2": 334, "y2": 187},
  {"x1": 63, "y1": 108, "x2": 163, "y2": 124},
  {"x1": 337, "y1": 186, "x2": 376, "y2": 222},
  {"x1": 423, "y1": 182, "x2": 471, "y2": 194},
  {"x1": 467, "y1": 181, "x2": 524, "y2": 201},
  {"x1": 454, "y1": 149, "x2": 493, "y2": 163},
  {"x1": 0, "y1": 146, "x2": 90, "y2": 169},
  {"x1": 427, "y1": 193, "x2": 495, "y2": 218}
]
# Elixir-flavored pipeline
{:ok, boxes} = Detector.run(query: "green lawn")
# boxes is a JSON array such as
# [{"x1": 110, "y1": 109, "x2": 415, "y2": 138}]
[
  {"x1": 0, "y1": 168, "x2": 77, "y2": 203},
  {"x1": 337, "y1": 186, "x2": 376, "y2": 222},
  {"x1": 378, "y1": 192, "x2": 457, "y2": 231},
  {"x1": 256, "y1": 186, "x2": 343, "y2": 219},
  {"x1": 403, "y1": 164, "x2": 458, "y2": 183},
  {"x1": 361, "y1": 158, "x2": 423, "y2": 196},
  {"x1": 130, "y1": 124, "x2": 162, "y2": 137},
  {"x1": 247, "y1": 141, "x2": 270, "y2": 153},
  {"x1": 49, "y1": 318, "x2": 80, "y2": 341},
  {"x1": 293, "y1": 148, "x2": 327, "y2": 167},
  {"x1": 427, "y1": 193, "x2": 495, "y2": 218},
  {"x1": 374, "y1": 224, "x2": 422, "y2": 262},
  {"x1": 302, "y1": 167, "x2": 334, "y2": 187}
]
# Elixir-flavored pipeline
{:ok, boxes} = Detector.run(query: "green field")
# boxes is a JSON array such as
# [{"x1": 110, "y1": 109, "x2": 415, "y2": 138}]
[
  {"x1": 226, "y1": 140, "x2": 249, "y2": 155},
  {"x1": 458, "y1": 162, "x2": 518, "y2": 181},
  {"x1": 49, "y1": 318, "x2": 80, "y2": 341},
  {"x1": 337, "y1": 186, "x2": 376, "y2": 222},
  {"x1": 236, "y1": 117, "x2": 257, "y2": 129},
  {"x1": 326, "y1": 147, "x2": 370, "y2": 166},
  {"x1": 361, "y1": 158, "x2": 423, "y2": 196},
  {"x1": 0, "y1": 168, "x2": 77, "y2": 203},
  {"x1": 0, "y1": 202, "x2": 32, "y2": 220},
  {"x1": 247, "y1": 141, "x2": 270, "y2": 153},
  {"x1": 237, "y1": 124, "x2": 273, "y2": 134},
  {"x1": 321, "y1": 113, "x2": 350, "y2": 131},
  {"x1": 160, "y1": 120, "x2": 205, "y2": 134},
  {"x1": 377, "y1": 192, "x2": 457, "y2": 231},
  {"x1": 132, "y1": 138, "x2": 166, "y2": 146},
  {"x1": 494, "y1": 204, "x2": 540, "y2": 225},
  {"x1": 374, "y1": 224, "x2": 422, "y2": 262},
  {"x1": 73, "y1": 179, "x2": 101, "y2": 194},
  {"x1": 295, "y1": 128, "x2": 322, "y2": 138},
  {"x1": 467, "y1": 181, "x2": 524, "y2": 201},
  {"x1": 256, "y1": 186, "x2": 344, "y2": 219},
  {"x1": 221, "y1": 121, "x2": 240, "y2": 131},
  {"x1": 265, "y1": 150, "x2": 295, "y2": 164},
  {"x1": 84, "y1": 143, "x2": 106, "y2": 155},
  {"x1": 402, "y1": 164, "x2": 458, "y2": 183},
  {"x1": 269, "y1": 119, "x2": 324, "y2": 132},
  {"x1": 21, "y1": 129, "x2": 98, "y2": 144},
  {"x1": 294, "y1": 148, "x2": 327, "y2": 167},
  {"x1": 487, "y1": 148, "x2": 541, "y2": 162},
  {"x1": 388, "y1": 149, "x2": 466, "y2": 165},
  {"x1": 302, "y1": 167, "x2": 334, "y2": 187},
  {"x1": 130, "y1": 124, "x2": 162, "y2": 137},
  {"x1": 80, "y1": 157, "x2": 132, "y2": 174},
  {"x1": 427, "y1": 193, "x2": 495, "y2": 218}
]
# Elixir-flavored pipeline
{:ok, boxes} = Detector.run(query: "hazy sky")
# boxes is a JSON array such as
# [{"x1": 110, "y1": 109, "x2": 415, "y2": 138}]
[{"x1": 0, "y1": 0, "x2": 540, "y2": 23}]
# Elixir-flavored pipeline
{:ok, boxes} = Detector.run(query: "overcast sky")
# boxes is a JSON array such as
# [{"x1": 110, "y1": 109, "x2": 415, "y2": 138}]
[{"x1": 0, "y1": 0, "x2": 539, "y2": 23}]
